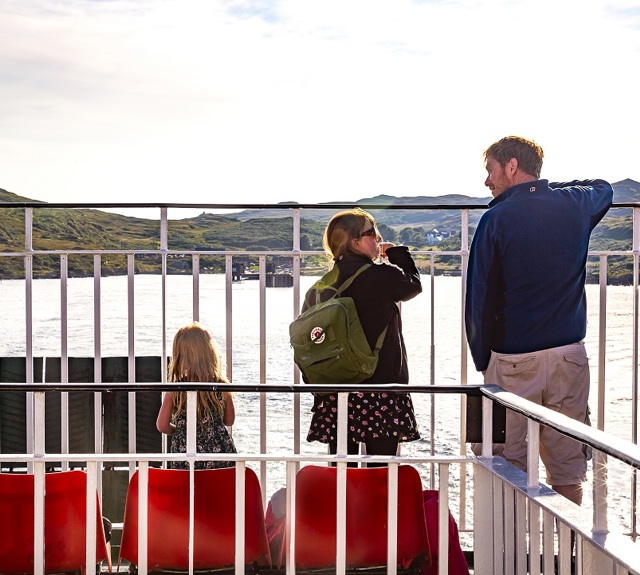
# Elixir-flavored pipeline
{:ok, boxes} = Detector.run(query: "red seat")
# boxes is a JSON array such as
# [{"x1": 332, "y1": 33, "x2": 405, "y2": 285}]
[
  {"x1": 119, "y1": 467, "x2": 271, "y2": 571},
  {"x1": 294, "y1": 465, "x2": 431, "y2": 570},
  {"x1": 0, "y1": 470, "x2": 111, "y2": 573}
]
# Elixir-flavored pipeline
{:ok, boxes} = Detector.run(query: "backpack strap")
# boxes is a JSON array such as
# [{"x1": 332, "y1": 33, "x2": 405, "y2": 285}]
[
  {"x1": 313, "y1": 264, "x2": 370, "y2": 305},
  {"x1": 335, "y1": 264, "x2": 371, "y2": 295}
]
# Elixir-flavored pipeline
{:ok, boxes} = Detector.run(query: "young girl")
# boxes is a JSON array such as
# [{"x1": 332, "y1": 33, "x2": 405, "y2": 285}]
[{"x1": 156, "y1": 322, "x2": 237, "y2": 469}]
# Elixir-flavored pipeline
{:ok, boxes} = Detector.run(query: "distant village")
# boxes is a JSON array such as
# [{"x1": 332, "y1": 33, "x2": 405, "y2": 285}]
[{"x1": 423, "y1": 228, "x2": 453, "y2": 245}]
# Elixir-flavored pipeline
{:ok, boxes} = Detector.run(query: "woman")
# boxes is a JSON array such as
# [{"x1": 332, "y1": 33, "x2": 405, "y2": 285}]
[{"x1": 305, "y1": 208, "x2": 422, "y2": 460}]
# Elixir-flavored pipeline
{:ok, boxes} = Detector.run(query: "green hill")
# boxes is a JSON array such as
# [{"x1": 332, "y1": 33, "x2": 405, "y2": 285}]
[{"x1": 1, "y1": 180, "x2": 639, "y2": 282}]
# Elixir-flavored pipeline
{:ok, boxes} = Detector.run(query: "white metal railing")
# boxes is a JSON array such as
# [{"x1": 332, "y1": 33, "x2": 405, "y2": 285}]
[
  {"x1": 476, "y1": 384, "x2": 640, "y2": 575},
  {"x1": 1, "y1": 383, "x2": 640, "y2": 574},
  {"x1": 2, "y1": 383, "x2": 470, "y2": 575},
  {"x1": 2, "y1": 200, "x2": 640, "y2": 573}
]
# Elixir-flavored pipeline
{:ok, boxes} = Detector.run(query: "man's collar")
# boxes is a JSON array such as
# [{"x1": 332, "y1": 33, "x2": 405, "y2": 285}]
[{"x1": 489, "y1": 179, "x2": 548, "y2": 207}]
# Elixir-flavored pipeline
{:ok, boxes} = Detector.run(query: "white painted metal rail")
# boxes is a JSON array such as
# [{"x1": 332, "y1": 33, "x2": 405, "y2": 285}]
[{"x1": 1, "y1": 200, "x2": 640, "y2": 574}]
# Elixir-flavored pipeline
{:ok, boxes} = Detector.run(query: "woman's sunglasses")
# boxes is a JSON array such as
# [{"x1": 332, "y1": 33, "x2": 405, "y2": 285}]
[{"x1": 359, "y1": 227, "x2": 381, "y2": 241}]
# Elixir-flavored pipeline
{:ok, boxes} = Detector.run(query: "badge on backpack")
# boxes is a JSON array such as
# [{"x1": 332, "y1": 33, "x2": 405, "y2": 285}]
[{"x1": 310, "y1": 327, "x2": 325, "y2": 344}]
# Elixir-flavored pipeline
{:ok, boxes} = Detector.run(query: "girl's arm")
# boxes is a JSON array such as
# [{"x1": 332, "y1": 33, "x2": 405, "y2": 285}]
[
  {"x1": 156, "y1": 392, "x2": 176, "y2": 434},
  {"x1": 222, "y1": 392, "x2": 235, "y2": 426}
]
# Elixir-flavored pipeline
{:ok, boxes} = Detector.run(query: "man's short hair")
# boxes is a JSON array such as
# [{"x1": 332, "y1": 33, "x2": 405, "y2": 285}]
[{"x1": 484, "y1": 136, "x2": 544, "y2": 179}]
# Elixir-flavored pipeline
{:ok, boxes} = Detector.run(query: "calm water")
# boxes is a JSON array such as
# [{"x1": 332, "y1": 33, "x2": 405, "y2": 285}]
[{"x1": 0, "y1": 275, "x2": 637, "y2": 530}]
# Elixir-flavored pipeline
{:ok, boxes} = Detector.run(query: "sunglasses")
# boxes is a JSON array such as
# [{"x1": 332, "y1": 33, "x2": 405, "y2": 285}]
[{"x1": 359, "y1": 227, "x2": 380, "y2": 240}]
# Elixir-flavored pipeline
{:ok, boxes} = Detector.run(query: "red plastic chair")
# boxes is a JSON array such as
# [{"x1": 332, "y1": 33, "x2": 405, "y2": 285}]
[
  {"x1": 0, "y1": 470, "x2": 111, "y2": 574},
  {"x1": 294, "y1": 465, "x2": 431, "y2": 571},
  {"x1": 119, "y1": 467, "x2": 271, "y2": 572}
]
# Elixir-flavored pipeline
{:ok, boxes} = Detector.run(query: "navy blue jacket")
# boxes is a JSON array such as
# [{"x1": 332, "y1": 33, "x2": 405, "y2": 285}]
[{"x1": 465, "y1": 179, "x2": 613, "y2": 372}]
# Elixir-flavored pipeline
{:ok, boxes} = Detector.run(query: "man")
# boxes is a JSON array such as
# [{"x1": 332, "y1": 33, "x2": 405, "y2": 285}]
[{"x1": 465, "y1": 135, "x2": 613, "y2": 505}]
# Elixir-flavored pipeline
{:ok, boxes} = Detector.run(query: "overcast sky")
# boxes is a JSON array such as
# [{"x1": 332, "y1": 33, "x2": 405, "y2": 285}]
[{"x1": 1, "y1": 0, "x2": 639, "y2": 209}]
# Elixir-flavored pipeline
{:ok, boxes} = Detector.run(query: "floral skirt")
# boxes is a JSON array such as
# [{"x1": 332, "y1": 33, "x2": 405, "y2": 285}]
[
  {"x1": 170, "y1": 413, "x2": 237, "y2": 470},
  {"x1": 306, "y1": 391, "x2": 420, "y2": 445}
]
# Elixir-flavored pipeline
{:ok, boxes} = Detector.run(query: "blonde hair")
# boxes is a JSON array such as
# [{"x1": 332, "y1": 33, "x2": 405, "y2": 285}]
[
  {"x1": 323, "y1": 208, "x2": 377, "y2": 261},
  {"x1": 168, "y1": 322, "x2": 228, "y2": 425}
]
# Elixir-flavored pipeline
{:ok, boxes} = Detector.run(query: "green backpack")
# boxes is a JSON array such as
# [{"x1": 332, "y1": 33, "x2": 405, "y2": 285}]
[{"x1": 289, "y1": 264, "x2": 388, "y2": 386}]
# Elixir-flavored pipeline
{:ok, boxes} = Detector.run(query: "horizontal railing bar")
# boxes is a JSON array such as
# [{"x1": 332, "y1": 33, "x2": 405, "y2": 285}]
[
  {"x1": 1, "y1": 201, "x2": 638, "y2": 210},
  {"x1": 0, "y1": 201, "x2": 492, "y2": 210},
  {"x1": 0, "y1": 382, "x2": 484, "y2": 394},
  {"x1": 0, "y1": 453, "x2": 469, "y2": 464},
  {"x1": 2, "y1": 248, "x2": 638, "y2": 262},
  {"x1": 482, "y1": 384, "x2": 640, "y2": 470},
  {"x1": 1, "y1": 249, "x2": 638, "y2": 257}
]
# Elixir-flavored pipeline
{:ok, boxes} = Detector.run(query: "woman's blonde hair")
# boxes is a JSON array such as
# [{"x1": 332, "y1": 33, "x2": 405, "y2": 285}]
[
  {"x1": 168, "y1": 322, "x2": 228, "y2": 424},
  {"x1": 323, "y1": 208, "x2": 377, "y2": 261}
]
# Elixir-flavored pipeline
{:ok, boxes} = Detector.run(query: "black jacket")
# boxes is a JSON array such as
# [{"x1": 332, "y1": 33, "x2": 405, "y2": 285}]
[{"x1": 303, "y1": 246, "x2": 422, "y2": 384}]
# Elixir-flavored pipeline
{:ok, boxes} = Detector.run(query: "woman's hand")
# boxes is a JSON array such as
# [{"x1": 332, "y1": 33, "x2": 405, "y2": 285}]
[{"x1": 378, "y1": 242, "x2": 395, "y2": 258}]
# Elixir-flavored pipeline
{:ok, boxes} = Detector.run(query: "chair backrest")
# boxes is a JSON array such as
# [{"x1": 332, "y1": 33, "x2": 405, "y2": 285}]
[
  {"x1": 0, "y1": 470, "x2": 110, "y2": 573},
  {"x1": 294, "y1": 465, "x2": 430, "y2": 569},
  {"x1": 119, "y1": 467, "x2": 271, "y2": 571}
]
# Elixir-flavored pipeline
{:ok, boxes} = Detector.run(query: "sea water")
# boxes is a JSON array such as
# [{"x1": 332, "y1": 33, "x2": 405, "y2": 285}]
[{"x1": 0, "y1": 275, "x2": 637, "y2": 532}]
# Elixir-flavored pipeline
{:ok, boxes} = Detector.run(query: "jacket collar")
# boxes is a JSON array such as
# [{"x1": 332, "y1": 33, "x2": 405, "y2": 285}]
[
  {"x1": 337, "y1": 252, "x2": 373, "y2": 266},
  {"x1": 489, "y1": 179, "x2": 549, "y2": 208}
]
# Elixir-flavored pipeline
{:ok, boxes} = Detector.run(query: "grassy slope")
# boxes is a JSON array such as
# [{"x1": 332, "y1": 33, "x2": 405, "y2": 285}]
[{"x1": 0, "y1": 181, "x2": 638, "y2": 282}]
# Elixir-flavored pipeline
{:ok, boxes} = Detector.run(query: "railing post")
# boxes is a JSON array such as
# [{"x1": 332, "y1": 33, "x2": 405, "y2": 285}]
[
  {"x1": 598, "y1": 254, "x2": 608, "y2": 431},
  {"x1": 86, "y1": 461, "x2": 98, "y2": 575},
  {"x1": 93, "y1": 255, "x2": 103, "y2": 493},
  {"x1": 292, "y1": 208, "x2": 302, "y2": 461},
  {"x1": 225, "y1": 254, "x2": 233, "y2": 382},
  {"x1": 61, "y1": 253, "x2": 69, "y2": 471},
  {"x1": 527, "y1": 419, "x2": 540, "y2": 491},
  {"x1": 335, "y1": 391, "x2": 348, "y2": 575},
  {"x1": 438, "y1": 463, "x2": 450, "y2": 575},
  {"x1": 336, "y1": 392, "x2": 348, "y2": 457},
  {"x1": 25, "y1": 207, "x2": 35, "y2": 472},
  {"x1": 593, "y1": 450, "x2": 609, "y2": 533},
  {"x1": 473, "y1": 463, "x2": 495, "y2": 574},
  {"x1": 187, "y1": 390, "x2": 197, "y2": 575},
  {"x1": 285, "y1": 460, "x2": 297, "y2": 575},
  {"x1": 386, "y1": 463, "x2": 399, "y2": 575},
  {"x1": 259, "y1": 254, "x2": 267, "y2": 491},
  {"x1": 336, "y1": 459, "x2": 347, "y2": 575},
  {"x1": 127, "y1": 253, "x2": 137, "y2": 478},
  {"x1": 632, "y1": 206, "x2": 640, "y2": 537},
  {"x1": 192, "y1": 253, "x2": 200, "y2": 321},
  {"x1": 34, "y1": 391, "x2": 46, "y2": 575},
  {"x1": 235, "y1": 461, "x2": 246, "y2": 575},
  {"x1": 481, "y1": 395, "x2": 493, "y2": 457},
  {"x1": 138, "y1": 461, "x2": 149, "y2": 575}
]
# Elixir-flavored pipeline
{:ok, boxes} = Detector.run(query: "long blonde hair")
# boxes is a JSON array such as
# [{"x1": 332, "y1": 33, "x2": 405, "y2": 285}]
[{"x1": 168, "y1": 322, "x2": 228, "y2": 424}]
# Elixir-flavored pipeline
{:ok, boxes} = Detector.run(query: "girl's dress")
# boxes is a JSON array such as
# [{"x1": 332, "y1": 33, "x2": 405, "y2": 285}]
[{"x1": 170, "y1": 391, "x2": 237, "y2": 470}]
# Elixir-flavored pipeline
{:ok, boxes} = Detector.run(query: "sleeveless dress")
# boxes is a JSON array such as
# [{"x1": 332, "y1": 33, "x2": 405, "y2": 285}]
[{"x1": 170, "y1": 391, "x2": 237, "y2": 470}]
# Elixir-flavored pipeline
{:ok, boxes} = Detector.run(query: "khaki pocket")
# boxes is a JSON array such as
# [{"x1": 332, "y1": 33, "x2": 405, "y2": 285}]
[
  {"x1": 495, "y1": 353, "x2": 536, "y2": 377},
  {"x1": 562, "y1": 353, "x2": 589, "y2": 368}
]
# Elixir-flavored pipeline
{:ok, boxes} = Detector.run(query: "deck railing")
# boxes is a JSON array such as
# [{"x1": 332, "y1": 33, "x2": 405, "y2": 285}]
[
  {"x1": 1, "y1": 200, "x2": 640, "y2": 574},
  {"x1": 0, "y1": 382, "x2": 639, "y2": 574}
]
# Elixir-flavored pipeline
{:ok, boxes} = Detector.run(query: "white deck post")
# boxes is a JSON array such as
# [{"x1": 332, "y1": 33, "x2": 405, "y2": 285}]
[{"x1": 473, "y1": 463, "x2": 495, "y2": 574}]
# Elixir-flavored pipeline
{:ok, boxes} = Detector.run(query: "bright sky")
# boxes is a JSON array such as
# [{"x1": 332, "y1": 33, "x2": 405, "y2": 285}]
[{"x1": 1, "y1": 0, "x2": 639, "y2": 208}]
